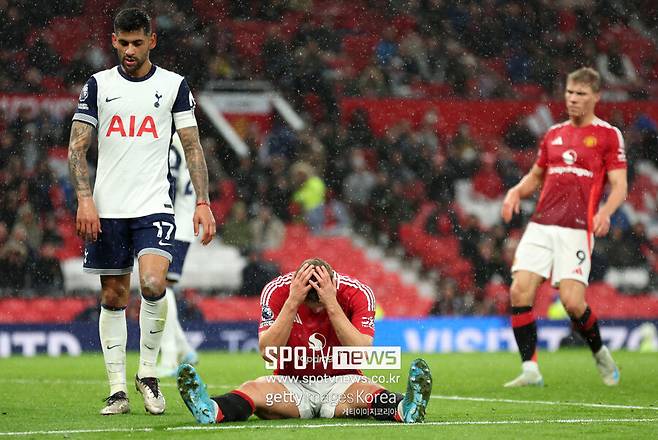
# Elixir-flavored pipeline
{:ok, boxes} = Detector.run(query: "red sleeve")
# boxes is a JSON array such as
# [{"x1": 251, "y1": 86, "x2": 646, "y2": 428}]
[
  {"x1": 536, "y1": 132, "x2": 549, "y2": 169},
  {"x1": 346, "y1": 280, "x2": 376, "y2": 338},
  {"x1": 604, "y1": 126, "x2": 627, "y2": 171},
  {"x1": 258, "y1": 274, "x2": 290, "y2": 332}
]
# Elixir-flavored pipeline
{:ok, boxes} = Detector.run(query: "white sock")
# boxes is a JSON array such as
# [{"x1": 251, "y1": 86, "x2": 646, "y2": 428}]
[
  {"x1": 99, "y1": 307, "x2": 127, "y2": 395},
  {"x1": 169, "y1": 286, "x2": 193, "y2": 359},
  {"x1": 138, "y1": 293, "x2": 168, "y2": 378},
  {"x1": 159, "y1": 287, "x2": 179, "y2": 370}
]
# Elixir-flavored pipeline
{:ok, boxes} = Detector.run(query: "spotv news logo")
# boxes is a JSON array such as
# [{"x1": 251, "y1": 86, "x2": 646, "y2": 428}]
[{"x1": 264, "y1": 344, "x2": 401, "y2": 370}]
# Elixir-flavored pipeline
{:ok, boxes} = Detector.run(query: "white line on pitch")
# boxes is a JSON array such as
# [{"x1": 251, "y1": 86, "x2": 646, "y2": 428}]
[
  {"x1": 0, "y1": 428, "x2": 153, "y2": 436},
  {"x1": 4, "y1": 379, "x2": 657, "y2": 412},
  {"x1": 431, "y1": 395, "x2": 658, "y2": 411},
  {"x1": 165, "y1": 418, "x2": 658, "y2": 431},
  {"x1": 1, "y1": 418, "x2": 657, "y2": 436}
]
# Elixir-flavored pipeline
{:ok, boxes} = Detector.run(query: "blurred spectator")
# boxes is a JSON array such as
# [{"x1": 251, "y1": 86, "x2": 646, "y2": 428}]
[
  {"x1": 0, "y1": 225, "x2": 30, "y2": 291},
  {"x1": 357, "y1": 62, "x2": 388, "y2": 97},
  {"x1": 31, "y1": 243, "x2": 64, "y2": 293},
  {"x1": 250, "y1": 205, "x2": 286, "y2": 250},
  {"x1": 221, "y1": 202, "x2": 253, "y2": 254},
  {"x1": 472, "y1": 238, "x2": 508, "y2": 289},
  {"x1": 13, "y1": 204, "x2": 42, "y2": 252},
  {"x1": 239, "y1": 249, "x2": 281, "y2": 297},
  {"x1": 504, "y1": 115, "x2": 537, "y2": 151},
  {"x1": 342, "y1": 149, "x2": 377, "y2": 226},
  {"x1": 448, "y1": 122, "x2": 480, "y2": 177},
  {"x1": 376, "y1": 27, "x2": 398, "y2": 66},
  {"x1": 601, "y1": 226, "x2": 652, "y2": 293},
  {"x1": 291, "y1": 161, "x2": 326, "y2": 234},
  {"x1": 429, "y1": 277, "x2": 473, "y2": 316},
  {"x1": 427, "y1": 153, "x2": 459, "y2": 205}
]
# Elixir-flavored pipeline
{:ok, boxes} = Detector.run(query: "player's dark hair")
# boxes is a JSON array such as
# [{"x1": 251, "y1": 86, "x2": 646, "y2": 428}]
[
  {"x1": 296, "y1": 258, "x2": 334, "y2": 303},
  {"x1": 114, "y1": 8, "x2": 151, "y2": 35},
  {"x1": 567, "y1": 67, "x2": 601, "y2": 93}
]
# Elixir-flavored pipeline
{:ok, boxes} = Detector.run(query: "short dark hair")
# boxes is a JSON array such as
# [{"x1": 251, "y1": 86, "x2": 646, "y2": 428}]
[{"x1": 114, "y1": 8, "x2": 151, "y2": 35}]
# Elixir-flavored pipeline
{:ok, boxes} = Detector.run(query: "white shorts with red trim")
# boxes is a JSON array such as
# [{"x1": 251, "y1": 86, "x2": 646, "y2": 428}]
[
  {"x1": 266, "y1": 374, "x2": 372, "y2": 419},
  {"x1": 512, "y1": 222, "x2": 592, "y2": 287}
]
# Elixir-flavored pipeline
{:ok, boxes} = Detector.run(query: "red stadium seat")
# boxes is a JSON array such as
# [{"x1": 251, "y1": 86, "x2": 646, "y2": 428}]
[
  {"x1": 45, "y1": 17, "x2": 91, "y2": 64},
  {"x1": 341, "y1": 35, "x2": 379, "y2": 72}
]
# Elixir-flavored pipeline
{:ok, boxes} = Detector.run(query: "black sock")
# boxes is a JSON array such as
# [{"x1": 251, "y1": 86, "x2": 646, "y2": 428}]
[
  {"x1": 571, "y1": 306, "x2": 603, "y2": 353},
  {"x1": 211, "y1": 391, "x2": 254, "y2": 423},
  {"x1": 369, "y1": 390, "x2": 404, "y2": 421},
  {"x1": 511, "y1": 306, "x2": 537, "y2": 362}
]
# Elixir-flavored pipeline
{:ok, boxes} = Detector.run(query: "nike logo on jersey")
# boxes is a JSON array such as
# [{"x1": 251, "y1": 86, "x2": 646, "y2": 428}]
[
  {"x1": 106, "y1": 344, "x2": 121, "y2": 350},
  {"x1": 551, "y1": 136, "x2": 563, "y2": 145},
  {"x1": 144, "y1": 344, "x2": 155, "y2": 350},
  {"x1": 105, "y1": 96, "x2": 121, "y2": 102},
  {"x1": 149, "y1": 329, "x2": 163, "y2": 334},
  {"x1": 158, "y1": 240, "x2": 173, "y2": 247}
]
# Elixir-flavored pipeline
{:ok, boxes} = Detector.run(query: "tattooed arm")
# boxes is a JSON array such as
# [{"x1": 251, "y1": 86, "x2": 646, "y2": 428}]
[
  {"x1": 177, "y1": 125, "x2": 216, "y2": 245},
  {"x1": 68, "y1": 121, "x2": 101, "y2": 241}
]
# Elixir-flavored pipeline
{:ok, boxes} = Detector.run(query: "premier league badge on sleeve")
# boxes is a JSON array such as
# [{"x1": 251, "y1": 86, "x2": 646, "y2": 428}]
[
  {"x1": 262, "y1": 306, "x2": 274, "y2": 321},
  {"x1": 79, "y1": 83, "x2": 88, "y2": 102}
]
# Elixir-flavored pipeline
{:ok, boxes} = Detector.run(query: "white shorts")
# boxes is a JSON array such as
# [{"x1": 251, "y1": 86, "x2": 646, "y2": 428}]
[
  {"x1": 512, "y1": 222, "x2": 592, "y2": 287},
  {"x1": 267, "y1": 375, "x2": 371, "y2": 419}
]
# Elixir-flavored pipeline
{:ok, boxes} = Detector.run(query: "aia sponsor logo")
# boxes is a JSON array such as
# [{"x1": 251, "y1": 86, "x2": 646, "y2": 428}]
[{"x1": 106, "y1": 115, "x2": 158, "y2": 138}]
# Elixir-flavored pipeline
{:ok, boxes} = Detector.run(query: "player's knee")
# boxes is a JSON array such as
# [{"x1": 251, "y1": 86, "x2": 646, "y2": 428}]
[
  {"x1": 561, "y1": 297, "x2": 585, "y2": 318},
  {"x1": 140, "y1": 273, "x2": 166, "y2": 298},
  {"x1": 509, "y1": 281, "x2": 532, "y2": 306},
  {"x1": 101, "y1": 283, "x2": 129, "y2": 308}
]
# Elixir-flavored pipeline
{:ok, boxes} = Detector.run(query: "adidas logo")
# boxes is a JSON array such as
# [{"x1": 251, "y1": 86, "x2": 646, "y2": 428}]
[{"x1": 551, "y1": 136, "x2": 563, "y2": 146}]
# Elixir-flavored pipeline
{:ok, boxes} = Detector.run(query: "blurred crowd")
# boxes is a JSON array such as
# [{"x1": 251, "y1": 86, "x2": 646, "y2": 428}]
[
  {"x1": 0, "y1": 0, "x2": 656, "y2": 311},
  {"x1": 2, "y1": 1, "x2": 658, "y2": 100}
]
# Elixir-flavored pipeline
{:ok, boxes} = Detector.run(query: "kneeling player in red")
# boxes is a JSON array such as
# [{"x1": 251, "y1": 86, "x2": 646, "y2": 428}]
[{"x1": 177, "y1": 258, "x2": 432, "y2": 423}]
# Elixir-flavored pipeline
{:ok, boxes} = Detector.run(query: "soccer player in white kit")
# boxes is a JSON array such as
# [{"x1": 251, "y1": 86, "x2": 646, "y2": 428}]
[
  {"x1": 156, "y1": 133, "x2": 199, "y2": 377},
  {"x1": 501, "y1": 67, "x2": 627, "y2": 387},
  {"x1": 67, "y1": 8, "x2": 216, "y2": 415}
]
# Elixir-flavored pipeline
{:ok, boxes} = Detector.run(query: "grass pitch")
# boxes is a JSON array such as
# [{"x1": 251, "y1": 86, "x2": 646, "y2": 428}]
[{"x1": 1, "y1": 351, "x2": 657, "y2": 439}]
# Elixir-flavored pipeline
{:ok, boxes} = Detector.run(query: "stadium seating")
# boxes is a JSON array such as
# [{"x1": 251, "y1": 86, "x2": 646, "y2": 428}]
[{"x1": 0, "y1": 297, "x2": 95, "y2": 323}]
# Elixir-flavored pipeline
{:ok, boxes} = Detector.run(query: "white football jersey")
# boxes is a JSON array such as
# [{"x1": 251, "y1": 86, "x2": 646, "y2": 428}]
[
  {"x1": 72, "y1": 64, "x2": 197, "y2": 218},
  {"x1": 169, "y1": 133, "x2": 196, "y2": 242}
]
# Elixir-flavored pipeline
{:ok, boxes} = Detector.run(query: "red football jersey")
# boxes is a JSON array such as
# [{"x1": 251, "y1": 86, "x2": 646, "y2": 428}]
[
  {"x1": 532, "y1": 118, "x2": 626, "y2": 231},
  {"x1": 259, "y1": 272, "x2": 376, "y2": 378}
]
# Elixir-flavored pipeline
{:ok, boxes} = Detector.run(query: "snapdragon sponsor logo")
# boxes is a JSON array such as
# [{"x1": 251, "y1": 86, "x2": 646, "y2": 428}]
[{"x1": 264, "y1": 346, "x2": 401, "y2": 370}]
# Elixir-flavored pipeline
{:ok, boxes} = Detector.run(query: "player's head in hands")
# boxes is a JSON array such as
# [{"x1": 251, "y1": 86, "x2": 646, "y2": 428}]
[
  {"x1": 565, "y1": 67, "x2": 601, "y2": 126},
  {"x1": 296, "y1": 258, "x2": 334, "y2": 309},
  {"x1": 112, "y1": 8, "x2": 156, "y2": 78}
]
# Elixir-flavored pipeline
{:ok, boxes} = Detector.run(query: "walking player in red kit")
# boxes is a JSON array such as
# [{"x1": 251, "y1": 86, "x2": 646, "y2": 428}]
[
  {"x1": 502, "y1": 67, "x2": 627, "y2": 387},
  {"x1": 177, "y1": 258, "x2": 433, "y2": 423}
]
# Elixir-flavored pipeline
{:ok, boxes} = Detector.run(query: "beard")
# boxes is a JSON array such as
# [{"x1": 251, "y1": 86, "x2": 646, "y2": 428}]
[{"x1": 121, "y1": 54, "x2": 145, "y2": 74}]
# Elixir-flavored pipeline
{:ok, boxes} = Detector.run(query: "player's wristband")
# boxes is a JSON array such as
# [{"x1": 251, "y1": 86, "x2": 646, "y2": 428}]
[{"x1": 196, "y1": 201, "x2": 210, "y2": 207}]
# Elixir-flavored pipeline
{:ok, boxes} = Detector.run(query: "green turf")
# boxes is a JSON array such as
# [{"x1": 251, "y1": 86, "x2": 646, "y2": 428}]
[{"x1": 1, "y1": 351, "x2": 657, "y2": 439}]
